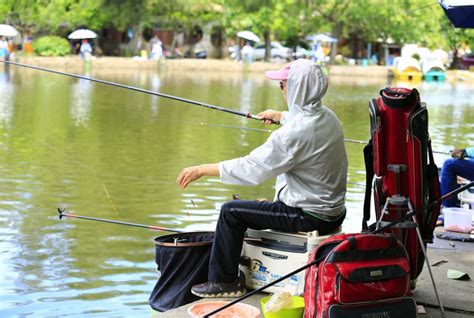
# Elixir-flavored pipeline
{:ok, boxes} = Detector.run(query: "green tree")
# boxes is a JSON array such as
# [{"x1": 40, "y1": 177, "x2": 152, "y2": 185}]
[
  {"x1": 148, "y1": 0, "x2": 221, "y2": 57},
  {"x1": 220, "y1": 0, "x2": 292, "y2": 61}
]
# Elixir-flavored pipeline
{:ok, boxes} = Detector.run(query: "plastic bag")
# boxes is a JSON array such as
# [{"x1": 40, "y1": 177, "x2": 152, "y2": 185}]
[{"x1": 263, "y1": 291, "x2": 294, "y2": 313}]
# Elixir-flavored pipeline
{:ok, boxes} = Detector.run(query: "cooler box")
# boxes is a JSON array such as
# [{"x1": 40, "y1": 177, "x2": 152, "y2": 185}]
[{"x1": 240, "y1": 228, "x2": 341, "y2": 295}]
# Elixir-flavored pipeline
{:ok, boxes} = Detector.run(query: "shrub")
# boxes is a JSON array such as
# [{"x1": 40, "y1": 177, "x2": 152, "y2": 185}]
[{"x1": 33, "y1": 36, "x2": 71, "y2": 56}]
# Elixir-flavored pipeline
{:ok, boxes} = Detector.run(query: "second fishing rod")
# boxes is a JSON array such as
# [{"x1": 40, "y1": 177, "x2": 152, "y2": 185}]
[{"x1": 1, "y1": 60, "x2": 279, "y2": 124}]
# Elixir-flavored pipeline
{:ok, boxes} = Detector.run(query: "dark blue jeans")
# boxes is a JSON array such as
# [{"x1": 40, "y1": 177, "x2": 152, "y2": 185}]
[
  {"x1": 208, "y1": 200, "x2": 345, "y2": 283},
  {"x1": 440, "y1": 158, "x2": 474, "y2": 207}
]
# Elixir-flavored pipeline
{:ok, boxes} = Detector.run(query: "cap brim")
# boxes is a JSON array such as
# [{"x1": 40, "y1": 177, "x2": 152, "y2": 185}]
[{"x1": 265, "y1": 69, "x2": 289, "y2": 80}]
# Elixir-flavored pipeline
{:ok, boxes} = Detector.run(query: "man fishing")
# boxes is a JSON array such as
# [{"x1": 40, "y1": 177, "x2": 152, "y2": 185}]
[{"x1": 176, "y1": 59, "x2": 348, "y2": 298}]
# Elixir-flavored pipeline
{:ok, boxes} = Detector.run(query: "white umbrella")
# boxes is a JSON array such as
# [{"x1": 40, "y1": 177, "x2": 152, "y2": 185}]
[
  {"x1": 67, "y1": 29, "x2": 97, "y2": 40},
  {"x1": 305, "y1": 34, "x2": 338, "y2": 43},
  {"x1": 237, "y1": 30, "x2": 260, "y2": 43},
  {"x1": 0, "y1": 24, "x2": 19, "y2": 37}
]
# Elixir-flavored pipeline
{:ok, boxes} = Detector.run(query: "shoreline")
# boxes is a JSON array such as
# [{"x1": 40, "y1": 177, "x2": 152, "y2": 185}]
[
  {"x1": 7, "y1": 56, "x2": 474, "y2": 82},
  {"x1": 14, "y1": 56, "x2": 389, "y2": 77}
]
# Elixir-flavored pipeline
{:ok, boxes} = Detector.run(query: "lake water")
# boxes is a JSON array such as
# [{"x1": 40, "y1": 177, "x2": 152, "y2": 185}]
[{"x1": 0, "y1": 63, "x2": 473, "y2": 317}]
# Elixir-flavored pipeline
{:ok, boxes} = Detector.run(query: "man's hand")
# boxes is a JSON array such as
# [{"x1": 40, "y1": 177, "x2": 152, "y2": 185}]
[
  {"x1": 177, "y1": 164, "x2": 219, "y2": 189},
  {"x1": 451, "y1": 149, "x2": 467, "y2": 159},
  {"x1": 177, "y1": 166, "x2": 203, "y2": 189},
  {"x1": 257, "y1": 109, "x2": 282, "y2": 125}
]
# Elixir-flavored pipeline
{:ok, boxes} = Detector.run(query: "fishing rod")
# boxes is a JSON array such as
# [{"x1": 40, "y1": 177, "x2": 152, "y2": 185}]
[
  {"x1": 57, "y1": 208, "x2": 263, "y2": 242},
  {"x1": 1, "y1": 60, "x2": 279, "y2": 124},
  {"x1": 426, "y1": 181, "x2": 474, "y2": 210},
  {"x1": 58, "y1": 208, "x2": 184, "y2": 233},
  {"x1": 433, "y1": 150, "x2": 451, "y2": 155},
  {"x1": 200, "y1": 122, "x2": 273, "y2": 133}
]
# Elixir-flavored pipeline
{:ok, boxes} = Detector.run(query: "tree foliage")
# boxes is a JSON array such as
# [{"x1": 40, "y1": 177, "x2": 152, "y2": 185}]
[
  {"x1": 1, "y1": 0, "x2": 473, "y2": 61},
  {"x1": 32, "y1": 35, "x2": 71, "y2": 56}
]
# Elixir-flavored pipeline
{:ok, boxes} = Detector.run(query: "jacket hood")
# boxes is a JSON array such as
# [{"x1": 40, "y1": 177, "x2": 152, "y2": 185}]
[{"x1": 286, "y1": 59, "x2": 328, "y2": 117}]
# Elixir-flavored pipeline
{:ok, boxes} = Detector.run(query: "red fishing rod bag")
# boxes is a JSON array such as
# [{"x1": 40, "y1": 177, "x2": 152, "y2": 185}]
[
  {"x1": 304, "y1": 233, "x2": 416, "y2": 318},
  {"x1": 362, "y1": 87, "x2": 441, "y2": 281}
]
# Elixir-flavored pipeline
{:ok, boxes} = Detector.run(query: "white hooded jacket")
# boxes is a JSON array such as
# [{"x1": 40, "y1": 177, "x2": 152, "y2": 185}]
[{"x1": 218, "y1": 59, "x2": 348, "y2": 220}]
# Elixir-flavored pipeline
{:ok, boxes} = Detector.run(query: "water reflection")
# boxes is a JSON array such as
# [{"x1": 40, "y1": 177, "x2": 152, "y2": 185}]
[
  {"x1": 0, "y1": 66, "x2": 472, "y2": 317},
  {"x1": 149, "y1": 73, "x2": 161, "y2": 115},
  {"x1": 410, "y1": 80, "x2": 473, "y2": 108},
  {"x1": 239, "y1": 74, "x2": 255, "y2": 114},
  {"x1": 0, "y1": 64, "x2": 14, "y2": 128},
  {"x1": 70, "y1": 71, "x2": 93, "y2": 127}
]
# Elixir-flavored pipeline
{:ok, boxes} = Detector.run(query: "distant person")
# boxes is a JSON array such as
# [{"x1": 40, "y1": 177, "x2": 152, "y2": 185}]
[
  {"x1": 150, "y1": 35, "x2": 163, "y2": 61},
  {"x1": 0, "y1": 37, "x2": 9, "y2": 60},
  {"x1": 371, "y1": 53, "x2": 379, "y2": 65},
  {"x1": 173, "y1": 43, "x2": 183, "y2": 58},
  {"x1": 80, "y1": 40, "x2": 92, "y2": 60},
  {"x1": 241, "y1": 42, "x2": 254, "y2": 63},
  {"x1": 312, "y1": 43, "x2": 325, "y2": 63},
  {"x1": 23, "y1": 33, "x2": 33, "y2": 54},
  {"x1": 233, "y1": 42, "x2": 241, "y2": 61},
  {"x1": 7, "y1": 39, "x2": 14, "y2": 58}
]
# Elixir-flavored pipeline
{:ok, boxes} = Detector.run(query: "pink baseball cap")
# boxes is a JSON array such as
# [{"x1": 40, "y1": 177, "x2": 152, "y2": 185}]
[{"x1": 264, "y1": 62, "x2": 293, "y2": 80}]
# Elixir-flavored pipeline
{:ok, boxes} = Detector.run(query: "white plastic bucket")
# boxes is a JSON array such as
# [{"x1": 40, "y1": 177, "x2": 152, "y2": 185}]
[{"x1": 444, "y1": 208, "x2": 472, "y2": 233}]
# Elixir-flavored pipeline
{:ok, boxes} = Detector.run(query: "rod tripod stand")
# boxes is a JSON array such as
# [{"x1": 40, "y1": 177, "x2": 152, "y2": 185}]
[
  {"x1": 377, "y1": 196, "x2": 444, "y2": 316},
  {"x1": 376, "y1": 163, "x2": 445, "y2": 316}
]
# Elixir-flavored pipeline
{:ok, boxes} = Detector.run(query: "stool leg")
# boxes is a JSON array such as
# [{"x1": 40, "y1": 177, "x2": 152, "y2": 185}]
[{"x1": 409, "y1": 201, "x2": 445, "y2": 317}]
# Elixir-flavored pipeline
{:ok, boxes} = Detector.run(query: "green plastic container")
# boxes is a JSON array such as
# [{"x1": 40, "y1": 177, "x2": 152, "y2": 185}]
[{"x1": 260, "y1": 295, "x2": 305, "y2": 318}]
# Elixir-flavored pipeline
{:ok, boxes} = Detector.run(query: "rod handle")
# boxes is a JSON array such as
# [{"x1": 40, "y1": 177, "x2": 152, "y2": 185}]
[{"x1": 248, "y1": 113, "x2": 280, "y2": 125}]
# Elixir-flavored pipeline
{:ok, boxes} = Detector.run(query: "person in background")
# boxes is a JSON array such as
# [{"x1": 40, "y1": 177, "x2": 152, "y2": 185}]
[
  {"x1": 7, "y1": 39, "x2": 14, "y2": 60},
  {"x1": 437, "y1": 147, "x2": 474, "y2": 225},
  {"x1": 241, "y1": 42, "x2": 254, "y2": 63},
  {"x1": 150, "y1": 35, "x2": 163, "y2": 61},
  {"x1": 176, "y1": 59, "x2": 347, "y2": 298},
  {"x1": 80, "y1": 39, "x2": 92, "y2": 60},
  {"x1": 312, "y1": 42, "x2": 325, "y2": 63},
  {"x1": 441, "y1": 147, "x2": 474, "y2": 207},
  {"x1": 23, "y1": 32, "x2": 33, "y2": 55},
  {"x1": 0, "y1": 37, "x2": 9, "y2": 60},
  {"x1": 173, "y1": 43, "x2": 183, "y2": 58}
]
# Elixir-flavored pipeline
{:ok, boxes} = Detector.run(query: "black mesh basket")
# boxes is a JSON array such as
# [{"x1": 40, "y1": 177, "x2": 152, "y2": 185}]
[{"x1": 148, "y1": 231, "x2": 214, "y2": 312}]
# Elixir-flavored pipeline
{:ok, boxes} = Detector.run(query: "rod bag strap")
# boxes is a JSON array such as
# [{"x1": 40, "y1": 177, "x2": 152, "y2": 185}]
[{"x1": 362, "y1": 139, "x2": 374, "y2": 231}]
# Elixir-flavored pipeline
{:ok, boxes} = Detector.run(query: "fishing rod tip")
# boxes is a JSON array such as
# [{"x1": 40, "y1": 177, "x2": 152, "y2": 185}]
[{"x1": 58, "y1": 208, "x2": 65, "y2": 220}]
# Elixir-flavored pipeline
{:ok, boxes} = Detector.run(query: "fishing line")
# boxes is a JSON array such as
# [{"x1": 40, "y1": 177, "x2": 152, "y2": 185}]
[
  {"x1": 200, "y1": 122, "x2": 366, "y2": 145},
  {"x1": 36, "y1": 135, "x2": 371, "y2": 189},
  {"x1": 1, "y1": 60, "x2": 279, "y2": 124},
  {"x1": 36, "y1": 139, "x2": 121, "y2": 214},
  {"x1": 348, "y1": 181, "x2": 366, "y2": 188},
  {"x1": 199, "y1": 122, "x2": 454, "y2": 154},
  {"x1": 35, "y1": 137, "x2": 173, "y2": 184}
]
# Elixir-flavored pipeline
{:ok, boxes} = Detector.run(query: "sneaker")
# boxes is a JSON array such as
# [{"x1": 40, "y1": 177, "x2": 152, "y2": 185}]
[
  {"x1": 191, "y1": 276, "x2": 246, "y2": 298},
  {"x1": 436, "y1": 212, "x2": 444, "y2": 227}
]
